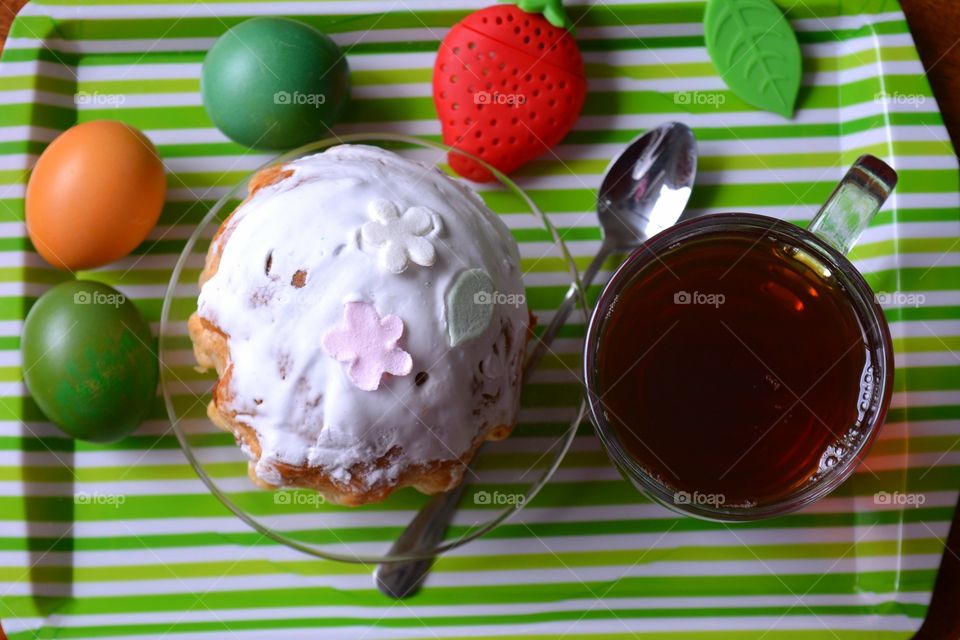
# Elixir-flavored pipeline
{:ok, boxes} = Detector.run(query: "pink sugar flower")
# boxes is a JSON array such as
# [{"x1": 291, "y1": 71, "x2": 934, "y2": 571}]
[{"x1": 322, "y1": 301, "x2": 413, "y2": 391}]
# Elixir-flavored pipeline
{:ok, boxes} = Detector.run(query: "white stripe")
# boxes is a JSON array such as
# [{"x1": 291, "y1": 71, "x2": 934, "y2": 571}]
[
  {"x1": 896, "y1": 351, "x2": 960, "y2": 367},
  {"x1": 0, "y1": 90, "x2": 938, "y2": 148},
  {"x1": 0, "y1": 33, "x2": 920, "y2": 81},
  {"x1": 1, "y1": 519, "x2": 952, "y2": 568},
  {"x1": 355, "y1": 61, "x2": 932, "y2": 97},
  {"x1": 2, "y1": 592, "x2": 927, "y2": 630},
  {"x1": 0, "y1": 441, "x2": 949, "y2": 490},
  {"x1": 0, "y1": 60, "x2": 76, "y2": 80},
  {"x1": 578, "y1": 33, "x2": 921, "y2": 65},
  {"x1": 8, "y1": 147, "x2": 956, "y2": 175},
  {"x1": 0, "y1": 617, "x2": 924, "y2": 640},
  {"x1": 1, "y1": 518, "x2": 951, "y2": 564},
  {"x1": 11, "y1": 2, "x2": 886, "y2": 26},
  {"x1": 0, "y1": 320, "x2": 21, "y2": 333},
  {"x1": 0, "y1": 120, "x2": 940, "y2": 156},
  {"x1": 14, "y1": 1, "x2": 904, "y2": 27},
  {"x1": 13, "y1": 62, "x2": 935, "y2": 106},
  {"x1": 0, "y1": 125, "x2": 59, "y2": 143},
  {"x1": 139, "y1": 188, "x2": 958, "y2": 210},
  {"x1": 8, "y1": 482, "x2": 956, "y2": 539},
  {"x1": 8, "y1": 553, "x2": 938, "y2": 596},
  {"x1": 891, "y1": 389, "x2": 960, "y2": 407},
  {"x1": 891, "y1": 319, "x2": 960, "y2": 338}
]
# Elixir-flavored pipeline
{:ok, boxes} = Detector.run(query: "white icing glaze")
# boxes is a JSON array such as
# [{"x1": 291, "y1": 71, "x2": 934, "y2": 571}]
[{"x1": 197, "y1": 145, "x2": 528, "y2": 489}]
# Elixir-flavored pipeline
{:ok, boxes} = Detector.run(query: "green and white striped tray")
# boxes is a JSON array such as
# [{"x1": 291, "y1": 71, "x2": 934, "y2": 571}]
[{"x1": 3, "y1": 0, "x2": 960, "y2": 638}]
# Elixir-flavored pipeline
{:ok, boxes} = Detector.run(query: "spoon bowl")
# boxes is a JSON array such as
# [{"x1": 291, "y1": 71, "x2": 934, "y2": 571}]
[
  {"x1": 526, "y1": 122, "x2": 698, "y2": 369},
  {"x1": 598, "y1": 122, "x2": 698, "y2": 249}
]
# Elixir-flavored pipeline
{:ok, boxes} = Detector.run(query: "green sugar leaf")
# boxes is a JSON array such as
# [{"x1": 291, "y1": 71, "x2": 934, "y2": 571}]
[
  {"x1": 704, "y1": 0, "x2": 802, "y2": 118},
  {"x1": 445, "y1": 268, "x2": 495, "y2": 347}
]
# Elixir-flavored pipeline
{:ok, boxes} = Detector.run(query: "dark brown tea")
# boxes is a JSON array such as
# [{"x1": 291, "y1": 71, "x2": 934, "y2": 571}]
[{"x1": 596, "y1": 226, "x2": 877, "y2": 507}]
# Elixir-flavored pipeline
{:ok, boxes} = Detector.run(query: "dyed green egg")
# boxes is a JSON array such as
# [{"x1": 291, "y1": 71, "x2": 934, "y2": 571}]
[
  {"x1": 201, "y1": 17, "x2": 351, "y2": 150},
  {"x1": 22, "y1": 280, "x2": 158, "y2": 443}
]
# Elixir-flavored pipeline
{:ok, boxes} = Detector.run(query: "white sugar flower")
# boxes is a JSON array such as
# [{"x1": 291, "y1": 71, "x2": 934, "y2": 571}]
[{"x1": 360, "y1": 199, "x2": 440, "y2": 274}]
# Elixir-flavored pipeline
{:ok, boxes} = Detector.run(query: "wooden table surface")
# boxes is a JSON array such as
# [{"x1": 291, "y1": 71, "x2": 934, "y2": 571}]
[{"x1": 0, "y1": 0, "x2": 956, "y2": 637}]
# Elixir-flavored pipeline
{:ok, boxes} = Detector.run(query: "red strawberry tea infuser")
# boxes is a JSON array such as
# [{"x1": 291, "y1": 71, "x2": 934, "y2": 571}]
[{"x1": 433, "y1": 0, "x2": 587, "y2": 182}]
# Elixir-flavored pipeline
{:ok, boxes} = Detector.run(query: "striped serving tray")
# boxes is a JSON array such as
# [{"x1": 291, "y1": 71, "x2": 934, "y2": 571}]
[{"x1": 2, "y1": 0, "x2": 959, "y2": 638}]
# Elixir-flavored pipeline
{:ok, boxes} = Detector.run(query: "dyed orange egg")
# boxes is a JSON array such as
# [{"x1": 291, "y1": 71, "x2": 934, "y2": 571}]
[{"x1": 26, "y1": 120, "x2": 167, "y2": 270}]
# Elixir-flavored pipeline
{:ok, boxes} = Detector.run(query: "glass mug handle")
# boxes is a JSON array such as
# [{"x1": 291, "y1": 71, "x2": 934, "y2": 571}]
[{"x1": 807, "y1": 155, "x2": 898, "y2": 255}]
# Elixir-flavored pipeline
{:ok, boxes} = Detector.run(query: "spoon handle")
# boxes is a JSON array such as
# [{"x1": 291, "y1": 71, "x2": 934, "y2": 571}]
[
  {"x1": 524, "y1": 245, "x2": 610, "y2": 379},
  {"x1": 374, "y1": 243, "x2": 610, "y2": 599},
  {"x1": 374, "y1": 480, "x2": 467, "y2": 598}
]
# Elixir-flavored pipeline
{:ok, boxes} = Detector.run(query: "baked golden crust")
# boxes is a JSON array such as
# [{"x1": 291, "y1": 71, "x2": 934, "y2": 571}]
[{"x1": 188, "y1": 162, "x2": 529, "y2": 506}]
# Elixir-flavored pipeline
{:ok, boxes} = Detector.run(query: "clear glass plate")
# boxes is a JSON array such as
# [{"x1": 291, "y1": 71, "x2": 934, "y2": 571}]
[{"x1": 159, "y1": 133, "x2": 586, "y2": 563}]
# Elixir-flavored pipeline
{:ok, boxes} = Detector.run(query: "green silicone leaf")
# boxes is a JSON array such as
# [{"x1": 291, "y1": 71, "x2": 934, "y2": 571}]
[
  {"x1": 445, "y1": 268, "x2": 495, "y2": 347},
  {"x1": 704, "y1": 0, "x2": 802, "y2": 118},
  {"x1": 516, "y1": 0, "x2": 575, "y2": 31}
]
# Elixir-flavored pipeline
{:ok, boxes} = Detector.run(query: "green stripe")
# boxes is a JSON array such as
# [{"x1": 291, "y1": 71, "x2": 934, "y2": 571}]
[
  {"x1": 4, "y1": 6, "x2": 909, "y2": 40},
  {"x1": 3, "y1": 466, "x2": 959, "y2": 521},
  {"x1": 0, "y1": 631, "x2": 924, "y2": 640},
  {"x1": 5, "y1": 570, "x2": 937, "y2": 616},
  {"x1": 0, "y1": 606, "x2": 932, "y2": 639},
  {"x1": 0, "y1": 536, "x2": 947, "y2": 585},
  {"x1": 0, "y1": 46, "x2": 922, "y2": 96},
  {"x1": 3, "y1": 506, "x2": 956, "y2": 554},
  {"x1": 0, "y1": 76, "x2": 931, "y2": 127}
]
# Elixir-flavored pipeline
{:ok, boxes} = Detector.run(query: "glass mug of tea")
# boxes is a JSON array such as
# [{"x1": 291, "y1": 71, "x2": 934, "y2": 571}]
[{"x1": 584, "y1": 155, "x2": 897, "y2": 521}]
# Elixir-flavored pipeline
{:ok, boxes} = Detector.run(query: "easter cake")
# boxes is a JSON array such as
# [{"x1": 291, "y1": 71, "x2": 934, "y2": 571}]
[{"x1": 188, "y1": 145, "x2": 531, "y2": 506}]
